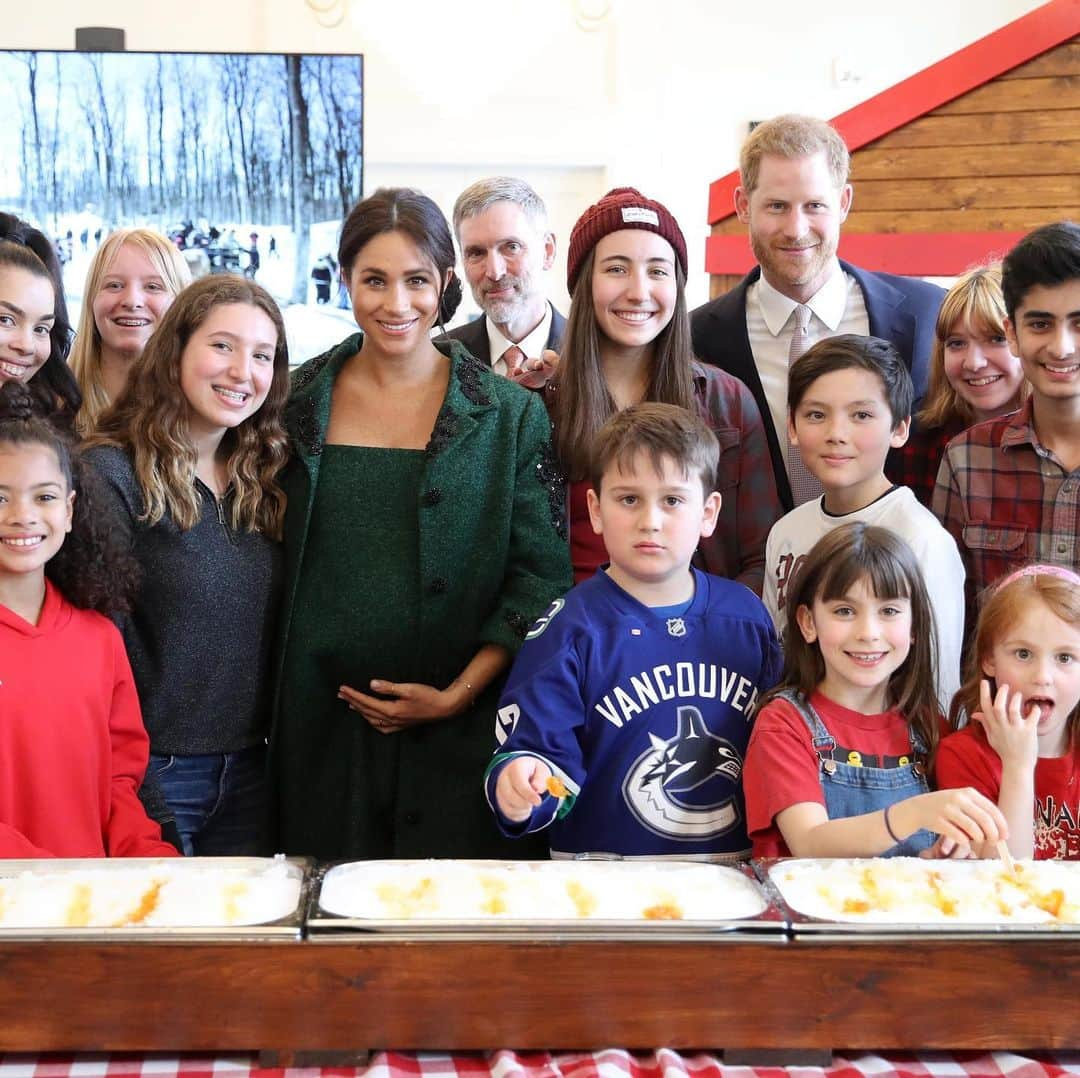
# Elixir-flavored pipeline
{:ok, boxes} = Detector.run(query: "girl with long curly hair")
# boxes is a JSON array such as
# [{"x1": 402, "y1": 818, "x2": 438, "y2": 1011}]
[
  {"x1": 84, "y1": 274, "x2": 291, "y2": 856},
  {"x1": 0, "y1": 380, "x2": 176, "y2": 857}
]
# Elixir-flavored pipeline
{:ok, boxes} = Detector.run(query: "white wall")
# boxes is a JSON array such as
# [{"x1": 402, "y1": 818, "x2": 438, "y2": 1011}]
[{"x1": 7, "y1": 0, "x2": 1049, "y2": 308}]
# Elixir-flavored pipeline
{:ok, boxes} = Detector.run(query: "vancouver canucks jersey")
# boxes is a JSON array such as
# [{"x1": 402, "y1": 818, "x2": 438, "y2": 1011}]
[{"x1": 484, "y1": 569, "x2": 782, "y2": 859}]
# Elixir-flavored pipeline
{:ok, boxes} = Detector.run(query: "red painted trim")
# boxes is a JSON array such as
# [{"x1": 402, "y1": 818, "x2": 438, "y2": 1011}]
[
  {"x1": 705, "y1": 231, "x2": 1030, "y2": 277},
  {"x1": 708, "y1": 0, "x2": 1080, "y2": 224}
]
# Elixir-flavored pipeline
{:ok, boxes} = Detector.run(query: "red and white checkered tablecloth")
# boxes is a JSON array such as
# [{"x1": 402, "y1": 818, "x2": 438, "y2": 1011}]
[{"x1": 3, "y1": 1051, "x2": 1080, "y2": 1078}]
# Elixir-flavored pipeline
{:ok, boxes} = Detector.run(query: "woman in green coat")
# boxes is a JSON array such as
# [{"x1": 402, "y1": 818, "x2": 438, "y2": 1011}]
[{"x1": 272, "y1": 188, "x2": 572, "y2": 860}]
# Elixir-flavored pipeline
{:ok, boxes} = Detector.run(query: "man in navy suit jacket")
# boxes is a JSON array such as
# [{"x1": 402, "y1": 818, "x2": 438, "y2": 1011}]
[
  {"x1": 691, "y1": 115, "x2": 944, "y2": 510},
  {"x1": 443, "y1": 176, "x2": 566, "y2": 379}
]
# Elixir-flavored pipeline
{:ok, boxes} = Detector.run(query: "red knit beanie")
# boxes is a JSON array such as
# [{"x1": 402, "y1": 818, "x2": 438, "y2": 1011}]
[{"x1": 566, "y1": 187, "x2": 688, "y2": 294}]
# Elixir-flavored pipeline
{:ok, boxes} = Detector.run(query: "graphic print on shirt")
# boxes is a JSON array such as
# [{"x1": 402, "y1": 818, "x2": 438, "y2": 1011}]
[
  {"x1": 775, "y1": 551, "x2": 806, "y2": 614},
  {"x1": 1035, "y1": 794, "x2": 1080, "y2": 859},
  {"x1": 621, "y1": 704, "x2": 743, "y2": 840}
]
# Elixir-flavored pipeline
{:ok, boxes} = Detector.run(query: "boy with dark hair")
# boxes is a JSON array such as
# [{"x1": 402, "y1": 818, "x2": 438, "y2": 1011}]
[
  {"x1": 485, "y1": 403, "x2": 781, "y2": 860},
  {"x1": 935, "y1": 221, "x2": 1080, "y2": 605},
  {"x1": 764, "y1": 333, "x2": 965, "y2": 708}
]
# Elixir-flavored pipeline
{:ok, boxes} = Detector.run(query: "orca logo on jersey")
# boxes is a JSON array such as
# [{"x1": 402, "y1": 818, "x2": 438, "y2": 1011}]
[
  {"x1": 621, "y1": 705, "x2": 741, "y2": 840},
  {"x1": 525, "y1": 598, "x2": 565, "y2": 640}
]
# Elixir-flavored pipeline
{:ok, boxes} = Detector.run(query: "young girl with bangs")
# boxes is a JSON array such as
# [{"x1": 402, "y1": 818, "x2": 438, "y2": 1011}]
[
  {"x1": 0, "y1": 381, "x2": 175, "y2": 858},
  {"x1": 69, "y1": 227, "x2": 192, "y2": 435},
  {"x1": 0, "y1": 214, "x2": 81, "y2": 422},
  {"x1": 84, "y1": 275, "x2": 291, "y2": 856},
  {"x1": 937, "y1": 566, "x2": 1080, "y2": 860},
  {"x1": 551, "y1": 188, "x2": 780, "y2": 594},
  {"x1": 891, "y1": 264, "x2": 1026, "y2": 507},
  {"x1": 743, "y1": 522, "x2": 1007, "y2": 859}
]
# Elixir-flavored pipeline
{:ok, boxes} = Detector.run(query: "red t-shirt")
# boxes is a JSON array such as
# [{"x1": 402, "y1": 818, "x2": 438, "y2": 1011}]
[
  {"x1": 0, "y1": 582, "x2": 178, "y2": 858},
  {"x1": 744, "y1": 691, "x2": 917, "y2": 858},
  {"x1": 936, "y1": 724, "x2": 1080, "y2": 860}
]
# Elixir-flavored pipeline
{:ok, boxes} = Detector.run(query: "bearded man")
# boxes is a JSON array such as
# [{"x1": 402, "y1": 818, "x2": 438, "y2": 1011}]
[{"x1": 691, "y1": 115, "x2": 944, "y2": 509}]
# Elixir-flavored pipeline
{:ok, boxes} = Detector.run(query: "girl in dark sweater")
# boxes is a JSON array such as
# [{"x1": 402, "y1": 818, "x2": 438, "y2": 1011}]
[{"x1": 84, "y1": 275, "x2": 291, "y2": 856}]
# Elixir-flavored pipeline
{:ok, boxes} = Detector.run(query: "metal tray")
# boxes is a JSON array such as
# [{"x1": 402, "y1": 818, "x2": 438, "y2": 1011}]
[
  {"x1": 308, "y1": 858, "x2": 788, "y2": 937},
  {"x1": 0, "y1": 855, "x2": 310, "y2": 941},
  {"x1": 757, "y1": 858, "x2": 1080, "y2": 939}
]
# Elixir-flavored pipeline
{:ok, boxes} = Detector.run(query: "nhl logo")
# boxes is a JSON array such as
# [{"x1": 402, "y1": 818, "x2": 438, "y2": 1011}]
[{"x1": 666, "y1": 617, "x2": 686, "y2": 638}]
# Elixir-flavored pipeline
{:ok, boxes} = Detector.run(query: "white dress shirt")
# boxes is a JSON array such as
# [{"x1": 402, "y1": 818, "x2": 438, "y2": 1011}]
[
  {"x1": 746, "y1": 261, "x2": 870, "y2": 464},
  {"x1": 486, "y1": 304, "x2": 554, "y2": 377}
]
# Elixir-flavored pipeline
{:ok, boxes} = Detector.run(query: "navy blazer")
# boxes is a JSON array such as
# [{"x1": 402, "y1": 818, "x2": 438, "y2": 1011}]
[
  {"x1": 690, "y1": 261, "x2": 944, "y2": 511},
  {"x1": 440, "y1": 303, "x2": 567, "y2": 366}
]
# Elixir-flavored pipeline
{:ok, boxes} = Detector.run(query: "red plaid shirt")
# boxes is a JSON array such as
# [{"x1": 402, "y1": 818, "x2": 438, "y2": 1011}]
[
  {"x1": 889, "y1": 415, "x2": 966, "y2": 509},
  {"x1": 933, "y1": 398, "x2": 1080, "y2": 617}
]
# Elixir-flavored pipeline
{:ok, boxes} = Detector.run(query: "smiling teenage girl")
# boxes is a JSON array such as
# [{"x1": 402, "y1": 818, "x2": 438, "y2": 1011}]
[
  {"x1": 0, "y1": 216, "x2": 80, "y2": 422},
  {"x1": 69, "y1": 228, "x2": 191, "y2": 435},
  {"x1": 891, "y1": 265, "x2": 1026, "y2": 507},
  {"x1": 551, "y1": 188, "x2": 780, "y2": 593},
  {"x1": 83, "y1": 276, "x2": 290, "y2": 856}
]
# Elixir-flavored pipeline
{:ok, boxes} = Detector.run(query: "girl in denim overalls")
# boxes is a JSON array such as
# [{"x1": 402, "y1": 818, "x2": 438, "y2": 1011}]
[{"x1": 744, "y1": 523, "x2": 1008, "y2": 859}]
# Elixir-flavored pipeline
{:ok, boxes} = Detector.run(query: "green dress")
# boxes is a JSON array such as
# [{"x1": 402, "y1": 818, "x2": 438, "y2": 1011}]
[
  {"x1": 277, "y1": 446, "x2": 424, "y2": 859},
  {"x1": 272, "y1": 335, "x2": 572, "y2": 861}
]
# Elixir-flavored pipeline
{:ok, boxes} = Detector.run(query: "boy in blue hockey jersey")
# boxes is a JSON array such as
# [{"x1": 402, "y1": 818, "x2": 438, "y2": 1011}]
[{"x1": 485, "y1": 403, "x2": 782, "y2": 859}]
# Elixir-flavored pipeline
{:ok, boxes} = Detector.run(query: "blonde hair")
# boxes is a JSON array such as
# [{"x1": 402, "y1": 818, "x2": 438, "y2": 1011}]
[
  {"x1": 918, "y1": 264, "x2": 1027, "y2": 429},
  {"x1": 85, "y1": 276, "x2": 290, "y2": 538},
  {"x1": 69, "y1": 229, "x2": 191, "y2": 435},
  {"x1": 949, "y1": 571, "x2": 1080, "y2": 749},
  {"x1": 739, "y1": 115, "x2": 850, "y2": 195}
]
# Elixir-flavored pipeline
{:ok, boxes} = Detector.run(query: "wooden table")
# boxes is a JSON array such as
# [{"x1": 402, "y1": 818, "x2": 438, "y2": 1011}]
[{"x1": 2, "y1": 934, "x2": 1078, "y2": 1065}]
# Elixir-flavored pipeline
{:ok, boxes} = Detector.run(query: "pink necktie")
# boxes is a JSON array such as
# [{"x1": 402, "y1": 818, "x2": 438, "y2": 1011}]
[
  {"x1": 501, "y1": 344, "x2": 525, "y2": 377},
  {"x1": 786, "y1": 304, "x2": 824, "y2": 506}
]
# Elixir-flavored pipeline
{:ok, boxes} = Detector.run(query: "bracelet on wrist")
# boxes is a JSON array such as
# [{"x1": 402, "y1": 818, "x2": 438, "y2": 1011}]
[
  {"x1": 883, "y1": 802, "x2": 903, "y2": 845},
  {"x1": 452, "y1": 678, "x2": 476, "y2": 710}
]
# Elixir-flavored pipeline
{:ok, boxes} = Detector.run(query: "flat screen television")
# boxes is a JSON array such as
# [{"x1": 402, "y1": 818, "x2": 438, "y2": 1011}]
[{"x1": 0, "y1": 49, "x2": 363, "y2": 364}]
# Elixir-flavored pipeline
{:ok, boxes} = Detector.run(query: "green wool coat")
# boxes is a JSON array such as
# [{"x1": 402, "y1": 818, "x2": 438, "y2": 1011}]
[{"x1": 270, "y1": 333, "x2": 572, "y2": 860}]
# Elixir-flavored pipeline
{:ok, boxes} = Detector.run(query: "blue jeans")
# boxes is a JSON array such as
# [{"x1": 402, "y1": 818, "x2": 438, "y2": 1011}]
[{"x1": 148, "y1": 743, "x2": 268, "y2": 856}]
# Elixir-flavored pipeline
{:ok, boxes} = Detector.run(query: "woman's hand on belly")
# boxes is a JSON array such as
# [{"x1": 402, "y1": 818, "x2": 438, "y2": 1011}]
[{"x1": 337, "y1": 678, "x2": 467, "y2": 734}]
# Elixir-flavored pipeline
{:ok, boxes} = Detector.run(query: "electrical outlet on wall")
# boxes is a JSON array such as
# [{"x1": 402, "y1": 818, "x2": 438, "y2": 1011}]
[{"x1": 831, "y1": 57, "x2": 863, "y2": 86}]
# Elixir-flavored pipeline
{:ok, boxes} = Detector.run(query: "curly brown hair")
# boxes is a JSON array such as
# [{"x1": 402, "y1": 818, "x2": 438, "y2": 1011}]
[{"x1": 86, "y1": 275, "x2": 290, "y2": 538}]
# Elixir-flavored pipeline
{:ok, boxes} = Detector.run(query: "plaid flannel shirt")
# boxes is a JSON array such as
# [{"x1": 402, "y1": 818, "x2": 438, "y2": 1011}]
[
  {"x1": 889, "y1": 416, "x2": 966, "y2": 509},
  {"x1": 933, "y1": 399, "x2": 1080, "y2": 620}
]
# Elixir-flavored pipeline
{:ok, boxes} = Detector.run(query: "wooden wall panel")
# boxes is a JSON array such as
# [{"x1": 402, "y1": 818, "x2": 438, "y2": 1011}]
[
  {"x1": 931, "y1": 74, "x2": 1080, "y2": 114},
  {"x1": 998, "y1": 39, "x2": 1080, "y2": 78},
  {"x1": 850, "y1": 142, "x2": 1080, "y2": 181},
  {"x1": 866, "y1": 108, "x2": 1080, "y2": 149},
  {"x1": 841, "y1": 208, "x2": 1064, "y2": 234},
  {"x1": 850, "y1": 176, "x2": 1077, "y2": 212}
]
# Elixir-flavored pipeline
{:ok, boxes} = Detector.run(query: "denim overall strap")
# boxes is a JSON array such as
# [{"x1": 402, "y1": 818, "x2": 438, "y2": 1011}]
[{"x1": 778, "y1": 689, "x2": 935, "y2": 857}]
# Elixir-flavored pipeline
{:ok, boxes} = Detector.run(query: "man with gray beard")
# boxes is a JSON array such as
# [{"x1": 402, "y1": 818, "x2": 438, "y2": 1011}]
[{"x1": 443, "y1": 176, "x2": 566, "y2": 385}]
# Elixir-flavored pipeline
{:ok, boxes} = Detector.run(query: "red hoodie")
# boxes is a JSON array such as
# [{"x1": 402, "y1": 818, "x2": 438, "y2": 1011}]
[{"x1": 0, "y1": 581, "x2": 177, "y2": 858}]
